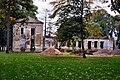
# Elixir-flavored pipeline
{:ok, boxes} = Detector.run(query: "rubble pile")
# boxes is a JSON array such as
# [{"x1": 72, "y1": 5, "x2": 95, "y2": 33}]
[
  {"x1": 93, "y1": 49, "x2": 120, "y2": 56},
  {"x1": 93, "y1": 49, "x2": 112, "y2": 56},
  {"x1": 41, "y1": 48, "x2": 63, "y2": 55},
  {"x1": 111, "y1": 49, "x2": 120, "y2": 55}
]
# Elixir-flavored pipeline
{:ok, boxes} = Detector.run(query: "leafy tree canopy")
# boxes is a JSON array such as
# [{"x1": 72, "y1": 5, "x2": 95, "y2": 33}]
[
  {"x1": 50, "y1": 0, "x2": 90, "y2": 42},
  {"x1": 85, "y1": 9, "x2": 115, "y2": 37},
  {"x1": 0, "y1": 0, "x2": 38, "y2": 27}
]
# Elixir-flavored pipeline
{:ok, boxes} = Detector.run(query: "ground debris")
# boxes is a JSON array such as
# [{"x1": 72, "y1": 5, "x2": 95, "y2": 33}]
[
  {"x1": 40, "y1": 48, "x2": 63, "y2": 55},
  {"x1": 93, "y1": 49, "x2": 120, "y2": 56}
]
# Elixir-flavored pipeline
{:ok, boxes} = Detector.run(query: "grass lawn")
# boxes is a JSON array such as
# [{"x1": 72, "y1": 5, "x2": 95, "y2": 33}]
[{"x1": 0, "y1": 52, "x2": 120, "y2": 80}]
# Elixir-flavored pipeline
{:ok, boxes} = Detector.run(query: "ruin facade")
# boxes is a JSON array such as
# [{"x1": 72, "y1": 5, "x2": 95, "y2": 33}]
[{"x1": 13, "y1": 17, "x2": 43, "y2": 52}]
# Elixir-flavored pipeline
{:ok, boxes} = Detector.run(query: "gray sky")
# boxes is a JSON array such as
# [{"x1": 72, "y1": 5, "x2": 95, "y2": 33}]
[
  {"x1": 32, "y1": 0, "x2": 119, "y2": 34},
  {"x1": 33, "y1": 0, "x2": 53, "y2": 21},
  {"x1": 33, "y1": 0, "x2": 118, "y2": 20},
  {"x1": 32, "y1": 0, "x2": 119, "y2": 38},
  {"x1": 33, "y1": 0, "x2": 58, "y2": 34}
]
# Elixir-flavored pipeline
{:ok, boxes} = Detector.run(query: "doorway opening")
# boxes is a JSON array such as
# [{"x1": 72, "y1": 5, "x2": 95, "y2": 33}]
[
  {"x1": 88, "y1": 41, "x2": 91, "y2": 49},
  {"x1": 30, "y1": 28, "x2": 35, "y2": 51},
  {"x1": 100, "y1": 41, "x2": 104, "y2": 49}
]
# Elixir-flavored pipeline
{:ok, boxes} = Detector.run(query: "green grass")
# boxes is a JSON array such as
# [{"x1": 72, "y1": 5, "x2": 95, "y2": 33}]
[{"x1": 0, "y1": 52, "x2": 120, "y2": 80}]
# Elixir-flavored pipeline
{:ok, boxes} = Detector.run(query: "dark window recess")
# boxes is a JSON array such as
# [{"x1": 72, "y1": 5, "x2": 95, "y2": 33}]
[
  {"x1": 31, "y1": 39, "x2": 35, "y2": 48},
  {"x1": 78, "y1": 41, "x2": 81, "y2": 48},
  {"x1": 88, "y1": 41, "x2": 91, "y2": 49},
  {"x1": 30, "y1": 28, "x2": 35, "y2": 51},
  {"x1": 100, "y1": 41, "x2": 104, "y2": 49},
  {"x1": 67, "y1": 41, "x2": 71, "y2": 47},
  {"x1": 73, "y1": 41, "x2": 76, "y2": 47},
  {"x1": 62, "y1": 42, "x2": 65, "y2": 46},
  {"x1": 21, "y1": 28, "x2": 24, "y2": 34},
  {"x1": 94, "y1": 41, "x2": 98, "y2": 48},
  {"x1": 31, "y1": 28, "x2": 35, "y2": 35}
]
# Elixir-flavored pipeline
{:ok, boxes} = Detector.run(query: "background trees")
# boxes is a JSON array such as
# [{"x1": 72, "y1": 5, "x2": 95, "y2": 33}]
[{"x1": 86, "y1": 9, "x2": 115, "y2": 37}]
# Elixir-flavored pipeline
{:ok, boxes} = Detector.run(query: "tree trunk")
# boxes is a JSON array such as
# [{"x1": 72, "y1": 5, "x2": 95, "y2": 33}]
[
  {"x1": 81, "y1": 38, "x2": 86, "y2": 58},
  {"x1": 81, "y1": 0, "x2": 86, "y2": 58},
  {"x1": 6, "y1": 0, "x2": 11, "y2": 53},
  {"x1": 43, "y1": 12, "x2": 47, "y2": 51},
  {"x1": 9, "y1": 26, "x2": 13, "y2": 51},
  {"x1": 113, "y1": 38, "x2": 115, "y2": 50},
  {"x1": 118, "y1": 29, "x2": 120, "y2": 49}
]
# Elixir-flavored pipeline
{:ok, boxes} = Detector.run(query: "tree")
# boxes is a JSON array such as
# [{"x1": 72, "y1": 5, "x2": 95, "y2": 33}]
[
  {"x1": 0, "y1": 0, "x2": 37, "y2": 28},
  {"x1": 111, "y1": 0, "x2": 120, "y2": 49},
  {"x1": 111, "y1": 0, "x2": 120, "y2": 14},
  {"x1": 92, "y1": 9, "x2": 115, "y2": 37},
  {"x1": 114, "y1": 15, "x2": 120, "y2": 48},
  {"x1": 86, "y1": 22, "x2": 101, "y2": 37},
  {"x1": 50, "y1": 0, "x2": 91, "y2": 58},
  {"x1": 55, "y1": 17, "x2": 88, "y2": 48}
]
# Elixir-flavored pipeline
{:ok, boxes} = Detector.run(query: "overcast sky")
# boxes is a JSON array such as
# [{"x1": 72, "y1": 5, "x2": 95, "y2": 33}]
[
  {"x1": 33, "y1": 0, "x2": 58, "y2": 34},
  {"x1": 33, "y1": 0, "x2": 53, "y2": 21},
  {"x1": 33, "y1": 0, "x2": 118, "y2": 20},
  {"x1": 32, "y1": 0, "x2": 119, "y2": 36}
]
